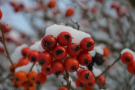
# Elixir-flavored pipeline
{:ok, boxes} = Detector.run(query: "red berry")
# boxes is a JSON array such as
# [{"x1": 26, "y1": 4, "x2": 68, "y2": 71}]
[
  {"x1": 41, "y1": 65, "x2": 52, "y2": 75},
  {"x1": 86, "y1": 78, "x2": 96, "y2": 87},
  {"x1": 48, "y1": 0, "x2": 56, "y2": 8},
  {"x1": 0, "y1": 9, "x2": 2, "y2": 20},
  {"x1": 37, "y1": 51, "x2": 53, "y2": 66},
  {"x1": 103, "y1": 48, "x2": 110, "y2": 58},
  {"x1": 58, "y1": 87, "x2": 68, "y2": 90},
  {"x1": 85, "y1": 84, "x2": 93, "y2": 90},
  {"x1": 121, "y1": 52, "x2": 133, "y2": 65},
  {"x1": 57, "y1": 32, "x2": 72, "y2": 46},
  {"x1": 52, "y1": 46, "x2": 67, "y2": 60},
  {"x1": 28, "y1": 50, "x2": 39, "y2": 62},
  {"x1": 18, "y1": 58, "x2": 29, "y2": 66},
  {"x1": 41, "y1": 35, "x2": 57, "y2": 51},
  {"x1": 97, "y1": 76, "x2": 106, "y2": 87},
  {"x1": 80, "y1": 37, "x2": 94, "y2": 51},
  {"x1": 67, "y1": 43, "x2": 81, "y2": 57},
  {"x1": 28, "y1": 71, "x2": 37, "y2": 83},
  {"x1": 75, "y1": 78, "x2": 84, "y2": 87},
  {"x1": 64, "y1": 57, "x2": 79, "y2": 72},
  {"x1": 35, "y1": 73, "x2": 46, "y2": 84},
  {"x1": 21, "y1": 47, "x2": 30, "y2": 57},
  {"x1": 66, "y1": 8, "x2": 74, "y2": 17},
  {"x1": 51, "y1": 61, "x2": 65, "y2": 77},
  {"x1": 78, "y1": 70, "x2": 93, "y2": 83},
  {"x1": 77, "y1": 51, "x2": 92, "y2": 66},
  {"x1": 77, "y1": 68, "x2": 84, "y2": 77},
  {"x1": 127, "y1": 61, "x2": 135, "y2": 75}
]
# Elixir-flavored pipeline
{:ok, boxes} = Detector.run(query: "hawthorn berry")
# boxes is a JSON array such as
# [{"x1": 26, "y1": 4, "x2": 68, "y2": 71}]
[
  {"x1": 0, "y1": 9, "x2": 2, "y2": 20},
  {"x1": 37, "y1": 51, "x2": 53, "y2": 66},
  {"x1": 12, "y1": 79, "x2": 23, "y2": 88},
  {"x1": 21, "y1": 47, "x2": 30, "y2": 57},
  {"x1": 35, "y1": 73, "x2": 47, "y2": 84},
  {"x1": 78, "y1": 70, "x2": 93, "y2": 83},
  {"x1": 14, "y1": 71, "x2": 27, "y2": 84},
  {"x1": 28, "y1": 50, "x2": 39, "y2": 62},
  {"x1": 86, "y1": 78, "x2": 96, "y2": 87},
  {"x1": 41, "y1": 35, "x2": 57, "y2": 51},
  {"x1": 97, "y1": 76, "x2": 106, "y2": 87},
  {"x1": 121, "y1": 52, "x2": 133, "y2": 65},
  {"x1": 77, "y1": 68, "x2": 84, "y2": 77},
  {"x1": 57, "y1": 32, "x2": 72, "y2": 46},
  {"x1": 48, "y1": 0, "x2": 56, "y2": 8},
  {"x1": 1, "y1": 23, "x2": 12, "y2": 33},
  {"x1": 9, "y1": 63, "x2": 18, "y2": 75},
  {"x1": 58, "y1": 87, "x2": 68, "y2": 90},
  {"x1": 67, "y1": 43, "x2": 81, "y2": 57},
  {"x1": 103, "y1": 47, "x2": 110, "y2": 58},
  {"x1": 80, "y1": 37, "x2": 94, "y2": 51},
  {"x1": 51, "y1": 61, "x2": 65, "y2": 77},
  {"x1": 77, "y1": 51, "x2": 92, "y2": 66},
  {"x1": 18, "y1": 58, "x2": 29, "y2": 66},
  {"x1": 23, "y1": 81, "x2": 36, "y2": 90},
  {"x1": 127, "y1": 61, "x2": 135, "y2": 75},
  {"x1": 66, "y1": 8, "x2": 74, "y2": 17},
  {"x1": 52, "y1": 46, "x2": 67, "y2": 60},
  {"x1": 85, "y1": 84, "x2": 93, "y2": 90},
  {"x1": 28, "y1": 71, "x2": 37, "y2": 83},
  {"x1": 64, "y1": 57, "x2": 79, "y2": 72},
  {"x1": 75, "y1": 78, "x2": 84, "y2": 87},
  {"x1": 41, "y1": 65, "x2": 52, "y2": 75}
]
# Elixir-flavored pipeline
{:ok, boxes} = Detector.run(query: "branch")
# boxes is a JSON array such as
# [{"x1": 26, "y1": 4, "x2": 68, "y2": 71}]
[
  {"x1": 0, "y1": 74, "x2": 12, "y2": 83},
  {"x1": 0, "y1": 27, "x2": 15, "y2": 69},
  {"x1": 63, "y1": 69, "x2": 75, "y2": 90},
  {"x1": 70, "y1": 19, "x2": 80, "y2": 30},
  {"x1": 29, "y1": 62, "x2": 36, "y2": 72},
  {"x1": 96, "y1": 54, "x2": 121, "y2": 78}
]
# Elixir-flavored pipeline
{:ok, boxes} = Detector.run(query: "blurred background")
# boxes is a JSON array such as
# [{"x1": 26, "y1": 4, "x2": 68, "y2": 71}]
[{"x1": 0, "y1": 0, "x2": 135, "y2": 90}]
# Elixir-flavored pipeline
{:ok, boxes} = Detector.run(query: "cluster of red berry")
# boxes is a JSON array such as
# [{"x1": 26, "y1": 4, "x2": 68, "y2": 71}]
[
  {"x1": 0, "y1": 9, "x2": 2, "y2": 20},
  {"x1": 121, "y1": 52, "x2": 135, "y2": 75}
]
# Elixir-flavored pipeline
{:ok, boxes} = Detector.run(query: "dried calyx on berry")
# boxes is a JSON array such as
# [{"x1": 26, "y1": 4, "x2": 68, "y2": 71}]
[
  {"x1": 86, "y1": 59, "x2": 95, "y2": 71},
  {"x1": 93, "y1": 53, "x2": 105, "y2": 65}
]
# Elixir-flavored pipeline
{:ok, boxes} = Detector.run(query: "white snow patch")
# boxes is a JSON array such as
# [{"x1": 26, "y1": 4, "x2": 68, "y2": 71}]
[
  {"x1": 93, "y1": 67, "x2": 102, "y2": 77},
  {"x1": 94, "y1": 46, "x2": 104, "y2": 55}
]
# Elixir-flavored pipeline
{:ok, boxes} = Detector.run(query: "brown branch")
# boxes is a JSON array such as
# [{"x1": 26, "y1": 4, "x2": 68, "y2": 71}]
[
  {"x1": 96, "y1": 54, "x2": 121, "y2": 78},
  {"x1": 63, "y1": 69, "x2": 75, "y2": 90},
  {"x1": 0, "y1": 27, "x2": 15, "y2": 69},
  {"x1": 0, "y1": 74, "x2": 12, "y2": 83},
  {"x1": 29, "y1": 62, "x2": 36, "y2": 72},
  {"x1": 70, "y1": 19, "x2": 80, "y2": 30}
]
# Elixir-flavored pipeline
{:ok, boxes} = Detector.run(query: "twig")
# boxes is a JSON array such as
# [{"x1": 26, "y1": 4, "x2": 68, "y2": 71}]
[
  {"x1": 29, "y1": 62, "x2": 36, "y2": 72},
  {"x1": 70, "y1": 19, "x2": 80, "y2": 30},
  {"x1": 63, "y1": 69, "x2": 75, "y2": 90},
  {"x1": 0, "y1": 27, "x2": 15, "y2": 69},
  {"x1": 96, "y1": 54, "x2": 121, "y2": 78},
  {"x1": 0, "y1": 74, "x2": 12, "y2": 83}
]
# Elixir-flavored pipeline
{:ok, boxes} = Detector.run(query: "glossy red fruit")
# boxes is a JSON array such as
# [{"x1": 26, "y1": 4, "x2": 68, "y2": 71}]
[
  {"x1": 28, "y1": 71, "x2": 37, "y2": 83},
  {"x1": 41, "y1": 35, "x2": 57, "y2": 51},
  {"x1": 52, "y1": 46, "x2": 67, "y2": 60},
  {"x1": 85, "y1": 84, "x2": 93, "y2": 90},
  {"x1": 86, "y1": 78, "x2": 96, "y2": 87},
  {"x1": 127, "y1": 61, "x2": 135, "y2": 74},
  {"x1": 48, "y1": 0, "x2": 56, "y2": 8},
  {"x1": 35, "y1": 73, "x2": 46, "y2": 84},
  {"x1": 37, "y1": 51, "x2": 53, "y2": 66},
  {"x1": 57, "y1": 32, "x2": 72, "y2": 46},
  {"x1": 67, "y1": 43, "x2": 81, "y2": 57},
  {"x1": 0, "y1": 9, "x2": 2, "y2": 20},
  {"x1": 21, "y1": 47, "x2": 30, "y2": 57},
  {"x1": 41, "y1": 65, "x2": 52, "y2": 75},
  {"x1": 103, "y1": 47, "x2": 110, "y2": 58},
  {"x1": 28, "y1": 50, "x2": 39, "y2": 62},
  {"x1": 66, "y1": 8, "x2": 74, "y2": 17},
  {"x1": 75, "y1": 78, "x2": 84, "y2": 87},
  {"x1": 14, "y1": 71, "x2": 27, "y2": 84},
  {"x1": 121, "y1": 52, "x2": 133, "y2": 65},
  {"x1": 77, "y1": 68, "x2": 84, "y2": 77},
  {"x1": 77, "y1": 51, "x2": 92, "y2": 66},
  {"x1": 58, "y1": 87, "x2": 68, "y2": 90},
  {"x1": 23, "y1": 81, "x2": 36, "y2": 90},
  {"x1": 1, "y1": 23, "x2": 12, "y2": 33},
  {"x1": 78, "y1": 70, "x2": 93, "y2": 83},
  {"x1": 18, "y1": 58, "x2": 29, "y2": 66},
  {"x1": 9, "y1": 63, "x2": 19, "y2": 75},
  {"x1": 51, "y1": 61, "x2": 65, "y2": 77},
  {"x1": 64, "y1": 57, "x2": 79, "y2": 72},
  {"x1": 97, "y1": 76, "x2": 106, "y2": 87},
  {"x1": 80, "y1": 37, "x2": 94, "y2": 51}
]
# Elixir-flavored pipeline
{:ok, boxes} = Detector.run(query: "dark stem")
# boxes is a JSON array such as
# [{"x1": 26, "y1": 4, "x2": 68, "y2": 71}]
[
  {"x1": 29, "y1": 62, "x2": 36, "y2": 72},
  {"x1": 70, "y1": 18, "x2": 80, "y2": 30},
  {"x1": 0, "y1": 27, "x2": 15, "y2": 69}
]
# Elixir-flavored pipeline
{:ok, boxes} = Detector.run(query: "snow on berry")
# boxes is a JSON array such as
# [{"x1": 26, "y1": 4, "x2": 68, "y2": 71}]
[
  {"x1": 11, "y1": 44, "x2": 28, "y2": 63},
  {"x1": 45, "y1": 24, "x2": 91, "y2": 44}
]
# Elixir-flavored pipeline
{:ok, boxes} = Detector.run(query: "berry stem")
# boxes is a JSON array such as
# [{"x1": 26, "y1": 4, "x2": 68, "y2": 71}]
[
  {"x1": 96, "y1": 54, "x2": 121, "y2": 78},
  {"x1": 29, "y1": 62, "x2": 36, "y2": 72},
  {"x1": 70, "y1": 18, "x2": 80, "y2": 30},
  {"x1": 0, "y1": 26, "x2": 15, "y2": 69},
  {"x1": 63, "y1": 69, "x2": 75, "y2": 90}
]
